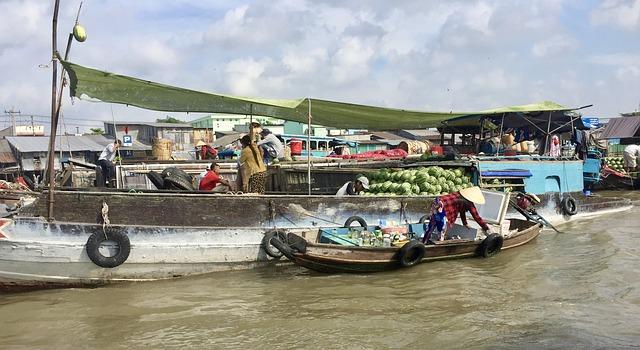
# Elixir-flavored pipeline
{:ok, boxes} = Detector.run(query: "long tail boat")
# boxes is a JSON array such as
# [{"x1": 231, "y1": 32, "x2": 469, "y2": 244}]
[{"x1": 269, "y1": 218, "x2": 541, "y2": 273}]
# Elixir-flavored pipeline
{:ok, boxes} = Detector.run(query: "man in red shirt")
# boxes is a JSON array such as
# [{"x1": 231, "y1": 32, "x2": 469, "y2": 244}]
[
  {"x1": 199, "y1": 162, "x2": 231, "y2": 192},
  {"x1": 436, "y1": 186, "x2": 490, "y2": 239}
]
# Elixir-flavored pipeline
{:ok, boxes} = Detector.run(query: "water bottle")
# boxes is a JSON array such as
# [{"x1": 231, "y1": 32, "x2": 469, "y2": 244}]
[{"x1": 383, "y1": 234, "x2": 391, "y2": 247}]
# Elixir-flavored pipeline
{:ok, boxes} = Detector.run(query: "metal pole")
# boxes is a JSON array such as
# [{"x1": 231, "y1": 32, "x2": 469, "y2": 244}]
[
  {"x1": 307, "y1": 98, "x2": 312, "y2": 195},
  {"x1": 543, "y1": 111, "x2": 552, "y2": 155},
  {"x1": 46, "y1": 0, "x2": 61, "y2": 221},
  {"x1": 497, "y1": 113, "x2": 505, "y2": 157}
]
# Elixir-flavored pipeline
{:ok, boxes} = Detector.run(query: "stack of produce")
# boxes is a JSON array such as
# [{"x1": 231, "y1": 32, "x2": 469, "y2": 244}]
[
  {"x1": 362, "y1": 166, "x2": 473, "y2": 196},
  {"x1": 604, "y1": 157, "x2": 626, "y2": 173}
]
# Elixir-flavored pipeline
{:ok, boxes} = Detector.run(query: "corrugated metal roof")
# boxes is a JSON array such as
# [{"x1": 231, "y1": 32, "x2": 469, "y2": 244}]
[
  {"x1": 212, "y1": 133, "x2": 242, "y2": 148},
  {"x1": 6, "y1": 136, "x2": 106, "y2": 153},
  {"x1": 369, "y1": 131, "x2": 404, "y2": 140},
  {"x1": 0, "y1": 139, "x2": 16, "y2": 164},
  {"x1": 600, "y1": 117, "x2": 640, "y2": 139},
  {"x1": 84, "y1": 135, "x2": 152, "y2": 151},
  {"x1": 105, "y1": 121, "x2": 192, "y2": 128}
]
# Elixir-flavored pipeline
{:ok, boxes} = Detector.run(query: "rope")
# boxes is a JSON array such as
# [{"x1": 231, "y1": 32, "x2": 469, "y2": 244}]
[{"x1": 101, "y1": 201, "x2": 110, "y2": 238}]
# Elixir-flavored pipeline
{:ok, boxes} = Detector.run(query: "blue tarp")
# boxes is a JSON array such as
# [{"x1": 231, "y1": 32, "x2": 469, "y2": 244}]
[{"x1": 481, "y1": 169, "x2": 533, "y2": 178}]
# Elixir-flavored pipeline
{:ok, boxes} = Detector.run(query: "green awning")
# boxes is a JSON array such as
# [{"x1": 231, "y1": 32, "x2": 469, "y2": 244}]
[{"x1": 60, "y1": 60, "x2": 582, "y2": 131}]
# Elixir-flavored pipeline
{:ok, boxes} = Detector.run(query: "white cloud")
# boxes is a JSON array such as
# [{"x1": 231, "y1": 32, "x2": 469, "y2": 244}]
[
  {"x1": 531, "y1": 35, "x2": 577, "y2": 57},
  {"x1": 589, "y1": 53, "x2": 640, "y2": 81},
  {"x1": 330, "y1": 37, "x2": 375, "y2": 84},
  {"x1": 283, "y1": 48, "x2": 328, "y2": 73},
  {"x1": 224, "y1": 57, "x2": 270, "y2": 95},
  {"x1": 2, "y1": 0, "x2": 640, "y2": 131},
  {"x1": 591, "y1": 0, "x2": 640, "y2": 30}
]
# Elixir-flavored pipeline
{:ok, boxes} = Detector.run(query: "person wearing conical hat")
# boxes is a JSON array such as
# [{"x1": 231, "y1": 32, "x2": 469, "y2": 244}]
[
  {"x1": 196, "y1": 140, "x2": 218, "y2": 160},
  {"x1": 431, "y1": 186, "x2": 490, "y2": 240}
]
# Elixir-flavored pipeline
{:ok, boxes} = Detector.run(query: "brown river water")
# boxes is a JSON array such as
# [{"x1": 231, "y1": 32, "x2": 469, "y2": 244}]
[{"x1": 1, "y1": 192, "x2": 639, "y2": 349}]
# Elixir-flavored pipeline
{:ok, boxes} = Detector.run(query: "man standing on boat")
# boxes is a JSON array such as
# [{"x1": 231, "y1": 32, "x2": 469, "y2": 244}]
[
  {"x1": 97, "y1": 139, "x2": 121, "y2": 187},
  {"x1": 430, "y1": 186, "x2": 490, "y2": 240},
  {"x1": 623, "y1": 144, "x2": 640, "y2": 173},
  {"x1": 336, "y1": 176, "x2": 369, "y2": 196}
]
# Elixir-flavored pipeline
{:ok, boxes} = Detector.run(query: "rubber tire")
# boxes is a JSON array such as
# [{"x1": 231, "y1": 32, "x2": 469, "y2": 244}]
[
  {"x1": 269, "y1": 233, "x2": 295, "y2": 260},
  {"x1": 162, "y1": 167, "x2": 192, "y2": 182},
  {"x1": 146, "y1": 171, "x2": 165, "y2": 190},
  {"x1": 262, "y1": 230, "x2": 287, "y2": 259},
  {"x1": 86, "y1": 231, "x2": 131, "y2": 268},
  {"x1": 418, "y1": 214, "x2": 429, "y2": 223},
  {"x1": 164, "y1": 174, "x2": 194, "y2": 191},
  {"x1": 479, "y1": 233, "x2": 504, "y2": 258},
  {"x1": 344, "y1": 216, "x2": 367, "y2": 228},
  {"x1": 561, "y1": 196, "x2": 578, "y2": 216},
  {"x1": 23, "y1": 175, "x2": 36, "y2": 191},
  {"x1": 398, "y1": 240, "x2": 426, "y2": 267}
]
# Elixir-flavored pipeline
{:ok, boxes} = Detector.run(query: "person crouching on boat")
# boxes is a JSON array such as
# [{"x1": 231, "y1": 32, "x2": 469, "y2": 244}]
[
  {"x1": 430, "y1": 186, "x2": 490, "y2": 240},
  {"x1": 199, "y1": 162, "x2": 232, "y2": 193},
  {"x1": 336, "y1": 176, "x2": 369, "y2": 196},
  {"x1": 422, "y1": 198, "x2": 448, "y2": 243},
  {"x1": 97, "y1": 139, "x2": 121, "y2": 187}
]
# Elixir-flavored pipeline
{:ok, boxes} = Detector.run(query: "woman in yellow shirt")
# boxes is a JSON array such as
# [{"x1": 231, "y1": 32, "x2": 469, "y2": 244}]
[{"x1": 239, "y1": 135, "x2": 267, "y2": 194}]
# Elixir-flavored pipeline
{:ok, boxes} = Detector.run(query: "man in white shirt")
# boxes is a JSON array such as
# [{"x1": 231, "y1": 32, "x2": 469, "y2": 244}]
[
  {"x1": 258, "y1": 129, "x2": 284, "y2": 163},
  {"x1": 624, "y1": 144, "x2": 640, "y2": 172},
  {"x1": 336, "y1": 176, "x2": 369, "y2": 196},
  {"x1": 98, "y1": 139, "x2": 121, "y2": 187}
]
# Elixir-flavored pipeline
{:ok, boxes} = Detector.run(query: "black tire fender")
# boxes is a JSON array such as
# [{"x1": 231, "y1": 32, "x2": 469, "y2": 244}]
[
  {"x1": 164, "y1": 174, "x2": 194, "y2": 191},
  {"x1": 418, "y1": 214, "x2": 429, "y2": 223},
  {"x1": 146, "y1": 171, "x2": 165, "y2": 190},
  {"x1": 478, "y1": 233, "x2": 504, "y2": 258},
  {"x1": 86, "y1": 231, "x2": 131, "y2": 268},
  {"x1": 268, "y1": 233, "x2": 296, "y2": 260},
  {"x1": 561, "y1": 196, "x2": 578, "y2": 216},
  {"x1": 162, "y1": 167, "x2": 192, "y2": 182},
  {"x1": 344, "y1": 216, "x2": 367, "y2": 228},
  {"x1": 262, "y1": 230, "x2": 287, "y2": 259},
  {"x1": 397, "y1": 240, "x2": 426, "y2": 267}
]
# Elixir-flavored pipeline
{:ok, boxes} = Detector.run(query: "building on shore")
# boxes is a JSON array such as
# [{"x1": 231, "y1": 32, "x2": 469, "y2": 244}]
[{"x1": 104, "y1": 121, "x2": 193, "y2": 153}]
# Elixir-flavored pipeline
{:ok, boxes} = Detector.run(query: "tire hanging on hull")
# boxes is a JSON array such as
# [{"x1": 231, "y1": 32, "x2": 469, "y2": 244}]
[{"x1": 86, "y1": 231, "x2": 131, "y2": 268}]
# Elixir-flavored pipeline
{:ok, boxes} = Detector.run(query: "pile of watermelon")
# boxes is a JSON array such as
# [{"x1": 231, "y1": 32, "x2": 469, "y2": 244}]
[
  {"x1": 604, "y1": 157, "x2": 625, "y2": 172},
  {"x1": 362, "y1": 166, "x2": 473, "y2": 196}
]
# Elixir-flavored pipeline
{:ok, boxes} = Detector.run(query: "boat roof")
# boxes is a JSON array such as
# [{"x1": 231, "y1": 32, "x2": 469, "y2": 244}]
[
  {"x1": 600, "y1": 116, "x2": 640, "y2": 139},
  {"x1": 61, "y1": 59, "x2": 589, "y2": 131}
]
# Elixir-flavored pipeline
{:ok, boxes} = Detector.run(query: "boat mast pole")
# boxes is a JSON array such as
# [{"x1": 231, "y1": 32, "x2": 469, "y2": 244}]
[
  {"x1": 307, "y1": 98, "x2": 311, "y2": 195},
  {"x1": 47, "y1": 0, "x2": 61, "y2": 221}
]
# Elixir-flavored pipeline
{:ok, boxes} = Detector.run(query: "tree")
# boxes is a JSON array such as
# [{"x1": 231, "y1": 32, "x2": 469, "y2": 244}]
[
  {"x1": 90, "y1": 128, "x2": 104, "y2": 135},
  {"x1": 156, "y1": 116, "x2": 185, "y2": 124}
]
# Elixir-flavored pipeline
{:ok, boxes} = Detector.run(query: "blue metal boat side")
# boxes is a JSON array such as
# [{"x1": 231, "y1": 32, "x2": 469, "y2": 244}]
[{"x1": 477, "y1": 158, "x2": 583, "y2": 194}]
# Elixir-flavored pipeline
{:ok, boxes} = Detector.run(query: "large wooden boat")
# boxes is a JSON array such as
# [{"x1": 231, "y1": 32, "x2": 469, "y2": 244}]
[
  {"x1": 270, "y1": 218, "x2": 542, "y2": 273},
  {"x1": 0, "y1": 188, "x2": 628, "y2": 291}
]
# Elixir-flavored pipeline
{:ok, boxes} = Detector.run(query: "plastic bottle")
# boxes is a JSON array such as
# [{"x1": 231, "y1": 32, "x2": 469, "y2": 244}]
[{"x1": 383, "y1": 234, "x2": 391, "y2": 247}]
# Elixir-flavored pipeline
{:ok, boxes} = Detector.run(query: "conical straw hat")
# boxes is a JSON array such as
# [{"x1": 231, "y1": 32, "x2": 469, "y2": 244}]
[
  {"x1": 196, "y1": 140, "x2": 207, "y2": 147},
  {"x1": 459, "y1": 186, "x2": 485, "y2": 205}
]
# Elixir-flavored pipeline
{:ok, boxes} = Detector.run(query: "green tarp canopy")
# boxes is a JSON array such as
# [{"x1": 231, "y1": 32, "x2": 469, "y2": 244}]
[{"x1": 60, "y1": 60, "x2": 579, "y2": 131}]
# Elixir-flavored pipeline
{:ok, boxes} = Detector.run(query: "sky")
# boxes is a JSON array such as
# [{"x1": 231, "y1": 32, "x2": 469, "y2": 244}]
[{"x1": 0, "y1": 0, "x2": 639, "y2": 132}]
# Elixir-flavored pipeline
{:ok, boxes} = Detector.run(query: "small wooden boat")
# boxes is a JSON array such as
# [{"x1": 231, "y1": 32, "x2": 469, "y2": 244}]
[{"x1": 270, "y1": 218, "x2": 542, "y2": 273}]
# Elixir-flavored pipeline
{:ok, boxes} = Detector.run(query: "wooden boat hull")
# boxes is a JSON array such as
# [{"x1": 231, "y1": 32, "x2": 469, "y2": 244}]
[
  {"x1": 276, "y1": 219, "x2": 542, "y2": 273},
  {"x1": 0, "y1": 190, "x2": 630, "y2": 291}
]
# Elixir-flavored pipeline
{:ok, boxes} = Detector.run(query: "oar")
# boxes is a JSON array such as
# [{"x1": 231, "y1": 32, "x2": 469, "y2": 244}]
[{"x1": 509, "y1": 199, "x2": 562, "y2": 233}]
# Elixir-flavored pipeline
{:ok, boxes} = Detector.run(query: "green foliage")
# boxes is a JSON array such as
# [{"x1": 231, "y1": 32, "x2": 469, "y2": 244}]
[
  {"x1": 89, "y1": 128, "x2": 104, "y2": 135},
  {"x1": 156, "y1": 116, "x2": 185, "y2": 124}
]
